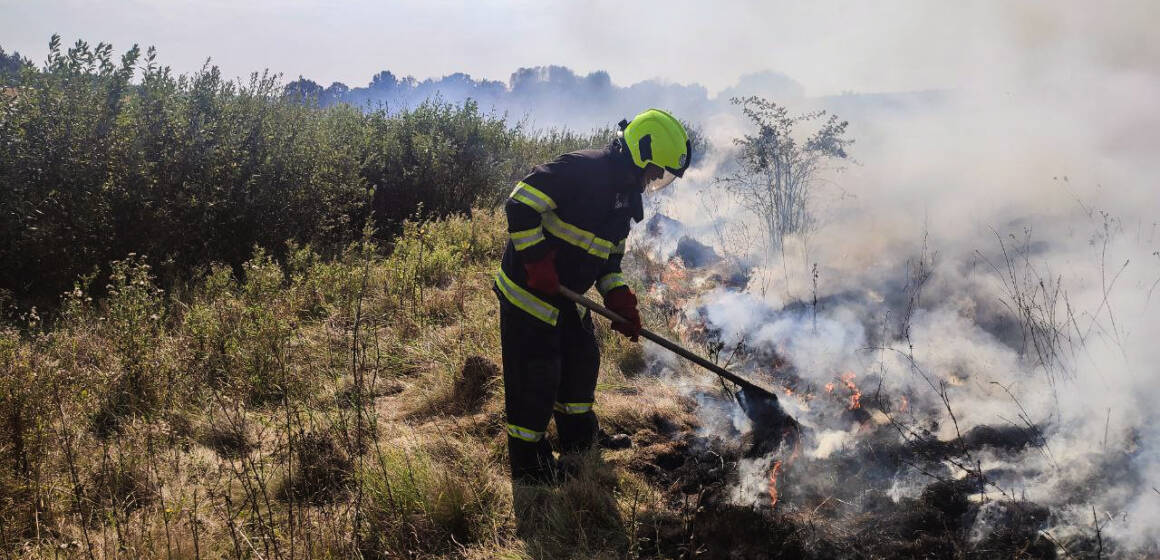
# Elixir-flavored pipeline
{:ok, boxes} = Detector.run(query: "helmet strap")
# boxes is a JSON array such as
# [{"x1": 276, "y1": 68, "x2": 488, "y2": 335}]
[{"x1": 628, "y1": 189, "x2": 644, "y2": 223}]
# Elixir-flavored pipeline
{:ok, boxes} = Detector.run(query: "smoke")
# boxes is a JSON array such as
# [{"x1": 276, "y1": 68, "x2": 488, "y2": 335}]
[
  {"x1": 279, "y1": 0, "x2": 1158, "y2": 548},
  {"x1": 628, "y1": 1, "x2": 1160, "y2": 552}
]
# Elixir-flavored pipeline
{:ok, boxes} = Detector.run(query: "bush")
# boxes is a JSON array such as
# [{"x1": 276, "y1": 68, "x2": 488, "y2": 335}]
[
  {"x1": 384, "y1": 211, "x2": 507, "y2": 314},
  {"x1": 365, "y1": 98, "x2": 517, "y2": 227},
  {"x1": 182, "y1": 250, "x2": 305, "y2": 404},
  {"x1": 718, "y1": 96, "x2": 852, "y2": 252},
  {"x1": 0, "y1": 37, "x2": 608, "y2": 311},
  {"x1": 49, "y1": 255, "x2": 172, "y2": 435},
  {"x1": 0, "y1": 37, "x2": 369, "y2": 309}
]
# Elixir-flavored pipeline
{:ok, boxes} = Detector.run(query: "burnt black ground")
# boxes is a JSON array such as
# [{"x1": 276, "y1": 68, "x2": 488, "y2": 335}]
[{"x1": 625, "y1": 390, "x2": 1059, "y2": 559}]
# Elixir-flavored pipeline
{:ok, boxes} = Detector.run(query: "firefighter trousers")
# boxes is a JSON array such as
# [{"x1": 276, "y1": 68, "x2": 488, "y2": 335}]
[{"x1": 498, "y1": 295, "x2": 600, "y2": 483}]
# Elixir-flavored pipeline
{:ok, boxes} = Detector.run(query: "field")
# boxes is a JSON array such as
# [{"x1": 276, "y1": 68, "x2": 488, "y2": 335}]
[
  {"x1": 3, "y1": 37, "x2": 1157, "y2": 559},
  {"x1": 1, "y1": 210, "x2": 1105, "y2": 559},
  {"x1": 1, "y1": 211, "x2": 699, "y2": 559}
]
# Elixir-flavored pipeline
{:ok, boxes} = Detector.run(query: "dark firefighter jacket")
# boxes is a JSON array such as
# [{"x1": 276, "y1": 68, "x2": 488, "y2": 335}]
[{"x1": 495, "y1": 142, "x2": 644, "y2": 326}]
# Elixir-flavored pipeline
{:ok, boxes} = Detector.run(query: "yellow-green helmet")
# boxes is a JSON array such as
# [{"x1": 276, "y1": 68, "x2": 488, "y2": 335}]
[{"x1": 618, "y1": 108, "x2": 692, "y2": 191}]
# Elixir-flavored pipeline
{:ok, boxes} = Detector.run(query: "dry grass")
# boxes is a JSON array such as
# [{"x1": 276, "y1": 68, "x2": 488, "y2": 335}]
[{"x1": 0, "y1": 209, "x2": 706, "y2": 559}]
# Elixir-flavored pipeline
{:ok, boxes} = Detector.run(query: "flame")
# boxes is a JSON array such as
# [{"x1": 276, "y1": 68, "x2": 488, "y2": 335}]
[
  {"x1": 768, "y1": 460, "x2": 784, "y2": 507},
  {"x1": 824, "y1": 382, "x2": 835, "y2": 393},
  {"x1": 840, "y1": 372, "x2": 862, "y2": 410},
  {"x1": 766, "y1": 428, "x2": 800, "y2": 509},
  {"x1": 899, "y1": 395, "x2": 909, "y2": 413},
  {"x1": 778, "y1": 384, "x2": 818, "y2": 405}
]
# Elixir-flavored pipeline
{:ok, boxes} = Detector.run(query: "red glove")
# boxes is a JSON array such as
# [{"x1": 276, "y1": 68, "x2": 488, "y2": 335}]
[
  {"x1": 523, "y1": 248, "x2": 559, "y2": 295},
  {"x1": 603, "y1": 286, "x2": 641, "y2": 341}
]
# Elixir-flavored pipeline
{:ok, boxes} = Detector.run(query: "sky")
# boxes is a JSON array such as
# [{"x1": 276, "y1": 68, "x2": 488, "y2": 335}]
[{"x1": 3, "y1": 0, "x2": 1153, "y2": 96}]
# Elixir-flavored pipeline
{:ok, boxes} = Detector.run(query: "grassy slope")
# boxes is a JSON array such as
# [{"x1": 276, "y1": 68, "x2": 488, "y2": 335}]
[{"x1": 1, "y1": 209, "x2": 702, "y2": 559}]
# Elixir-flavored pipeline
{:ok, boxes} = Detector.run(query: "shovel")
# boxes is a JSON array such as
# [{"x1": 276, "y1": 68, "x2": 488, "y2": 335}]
[{"x1": 557, "y1": 286, "x2": 781, "y2": 404}]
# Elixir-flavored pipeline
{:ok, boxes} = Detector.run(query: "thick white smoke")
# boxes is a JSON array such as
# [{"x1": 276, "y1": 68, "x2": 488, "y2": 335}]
[{"x1": 632, "y1": 1, "x2": 1160, "y2": 551}]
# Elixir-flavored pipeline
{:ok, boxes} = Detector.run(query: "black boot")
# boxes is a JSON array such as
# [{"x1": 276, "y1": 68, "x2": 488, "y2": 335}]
[
  {"x1": 508, "y1": 437, "x2": 558, "y2": 485},
  {"x1": 554, "y1": 410, "x2": 598, "y2": 455}
]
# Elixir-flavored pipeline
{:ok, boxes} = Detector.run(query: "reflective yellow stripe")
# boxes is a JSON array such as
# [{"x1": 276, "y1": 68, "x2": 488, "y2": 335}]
[
  {"x1": 508, "y1": 180, "x2": 614, "y2": 260},
  {"x1": 553, "y1": 402, "x2": 594, "y2": 415},
  {"x1": 510, "y1": 226, "x2": 545, "y2": 251},
  {"x1": 613, "y1": 239, "x2": 627, "y2": 254},
  {"x1": 507, "y1": 423, "x2": 544, "y2": 442},
  {"x1": 542, "y1": 212, "x2": 613, "y2": 260},
  {"x1": 494, "y1": 269, "x2": 559, "y2": 326},
  {"x1": 597, "y1": 273, "x2": 627, "y2": 295},
  {"x1": 509, "y1": 182, "x2": 557, "y2": 213}
]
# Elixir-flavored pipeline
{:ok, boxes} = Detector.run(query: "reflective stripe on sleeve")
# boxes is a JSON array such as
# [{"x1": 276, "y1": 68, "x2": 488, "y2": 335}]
[
  {"x1": 506, "y1": 423, "x2": 545, "y2": 442},
  {"x1": 542, "y1": 212, "x2": 614, "y2": 260},
  {"x1": 509, "y1": 182, "x2": 557, "y2": 213},
  {"x1": 494, "y1": 269, "x2": 560, "y2": 326},
  {"x1": 597, "y1": 273, "x2": 627, "y2": 295},
  {"x1": 553, "y1": 402, "x2": 594, "y2": 415},
  {"x1": 510, "y1": 226, "x2": 546, "y2": 251}
]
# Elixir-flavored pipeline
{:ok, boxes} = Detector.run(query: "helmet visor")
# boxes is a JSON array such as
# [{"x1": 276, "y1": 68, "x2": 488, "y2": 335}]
[{"x1": 644, "y1": 169, "x2": 678, "y2": 193}]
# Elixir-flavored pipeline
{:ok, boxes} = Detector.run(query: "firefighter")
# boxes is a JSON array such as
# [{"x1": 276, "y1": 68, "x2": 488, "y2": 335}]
[{"x1": 494, "y1": 108, "x2": 691, "y2": 484}]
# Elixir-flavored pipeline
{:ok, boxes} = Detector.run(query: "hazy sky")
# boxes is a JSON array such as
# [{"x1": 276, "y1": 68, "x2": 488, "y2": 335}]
[{"x1": 3, "y1": 0, "x2": 1153, "y2": 96}]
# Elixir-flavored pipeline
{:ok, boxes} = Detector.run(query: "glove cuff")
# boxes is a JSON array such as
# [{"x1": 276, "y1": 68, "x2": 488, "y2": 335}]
[{"x1": 596, "y1": 272, "x2": 628, "y2": 296}]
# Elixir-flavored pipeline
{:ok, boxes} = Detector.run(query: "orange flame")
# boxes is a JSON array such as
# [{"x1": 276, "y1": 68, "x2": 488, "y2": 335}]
[
  {"x1": 840, "y1": 372, "x2": 862, "y2": 410},
  {"x1": 766, "y1": 428, "x2": 801, "y2": 509},
  {"x1": 768, "y1": 460, "x2": 784, "y2": 507},
  {"x1": 899, "y1": 395, "x2": 909, "y2": 413}
]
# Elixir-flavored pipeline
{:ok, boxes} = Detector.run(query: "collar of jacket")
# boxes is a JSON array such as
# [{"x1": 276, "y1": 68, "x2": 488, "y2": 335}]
[
  {"x1": 604, "y1": 140, "x2": 646, "y2": 222},
  {"x1": 606, "y1": 140, "x2": 645, "y2": 193}
]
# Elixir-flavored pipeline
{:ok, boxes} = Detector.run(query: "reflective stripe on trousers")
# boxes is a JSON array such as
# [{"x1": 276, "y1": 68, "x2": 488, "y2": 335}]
[
  {"x1": 507, "y1": 423, "x2": 545, "y2": 442},
  {"x1": 553, "y1": 402, "x2": 594, "y2": 414}
]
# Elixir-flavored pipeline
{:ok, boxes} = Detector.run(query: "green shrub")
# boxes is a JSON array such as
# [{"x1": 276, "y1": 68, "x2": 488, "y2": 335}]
[
  {"x1": 182, "y1": 250, "x2": 303, "y2": 404},
  {"x1": 365, "y1": 99, "x2": 517, "y2": 227},
  {"x1": 0, "y1": 37, "x2": 606, "y2": 311},
  {"x1": 75, "y1": 255, "x2": 170, "y2": 433}
]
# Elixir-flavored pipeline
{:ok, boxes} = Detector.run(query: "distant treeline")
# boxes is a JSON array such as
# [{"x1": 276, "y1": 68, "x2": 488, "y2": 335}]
[
  {"x1": 0, "y1": 37, "x2": 608, "y2": 310},
  {"x1": 283, "y1": 63, "x2": 949, "y2": 139},
  {"x1": 284, "y1": 66, "x2": 808, "y2": 131}
]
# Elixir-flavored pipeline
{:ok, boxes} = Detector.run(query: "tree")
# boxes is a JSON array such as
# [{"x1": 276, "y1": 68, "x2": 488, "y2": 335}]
[
  {"x1": 370, "y1": 70, "x2": 398, "y2": 90},
  {"x1": 717, "y1": 96, "x2": 853, "y2": 252},
  {"x1": 324, "y1": 81, "x2": 349, "y2": 98},
  {"x1": 0, "y1": 46, "x2": 31, "y2": 85},
  {"x1": 284, "y1": 76, "x2": 324, "y2": 103}
]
